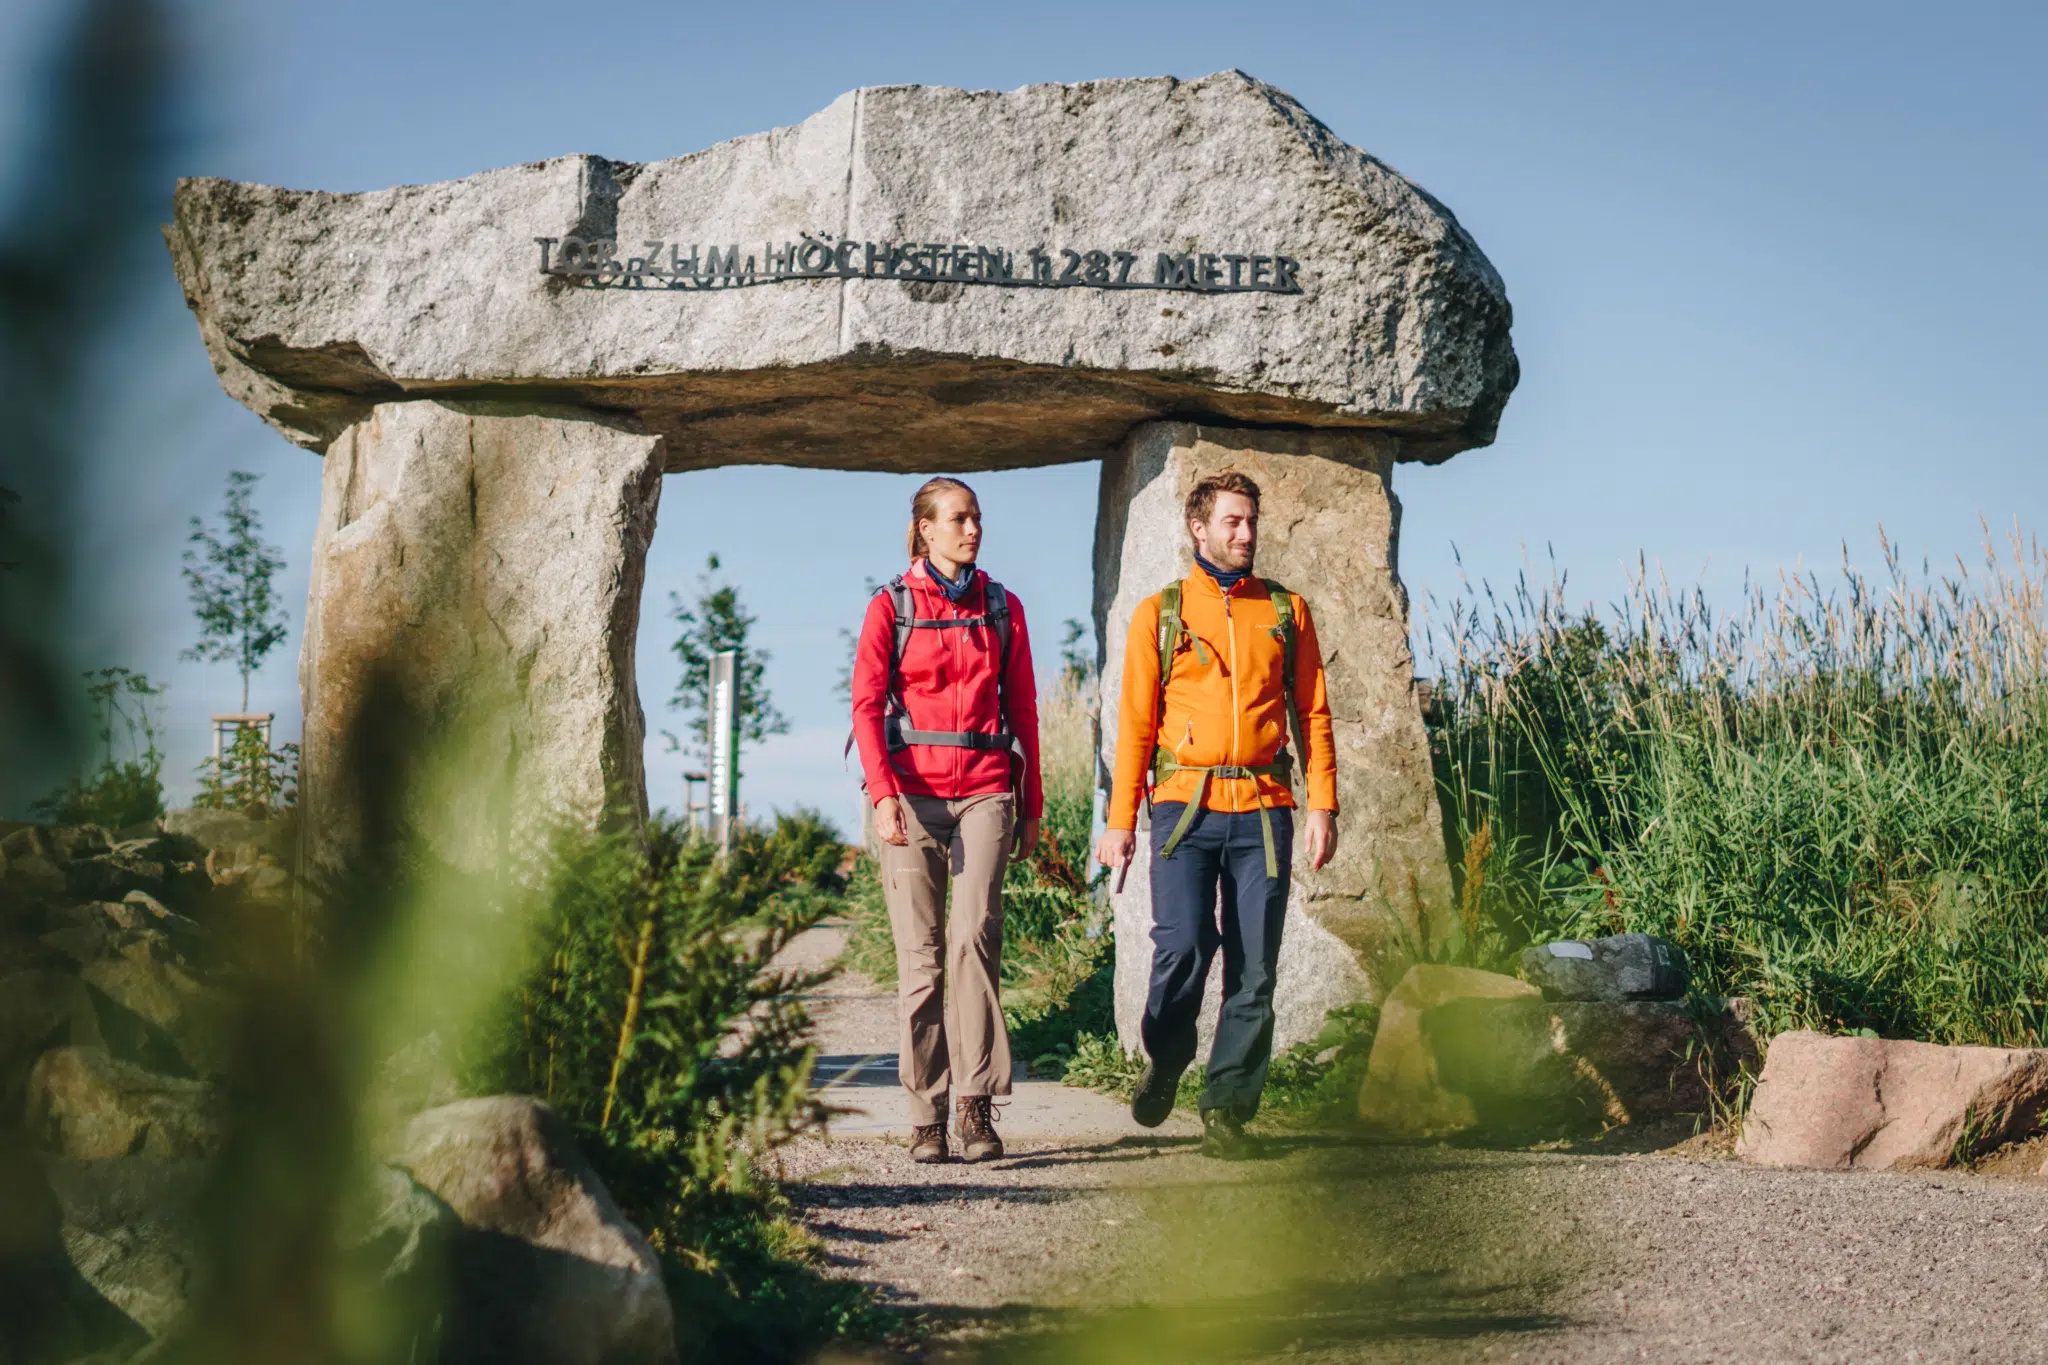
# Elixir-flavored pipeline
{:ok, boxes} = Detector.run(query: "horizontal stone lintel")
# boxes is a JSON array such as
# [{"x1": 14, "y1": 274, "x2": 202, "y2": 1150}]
[
  {"x1": 226, "y1": 354, "x2": 1495, "y2": 471},
  {"x1": 169, "y1": 72, "x2": 1517, "y2": 468}
]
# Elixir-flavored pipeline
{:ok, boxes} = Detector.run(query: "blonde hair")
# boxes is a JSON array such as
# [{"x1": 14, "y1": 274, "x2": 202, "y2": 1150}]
[{"x1": 907, "y1": 477, "x2": 979, "y2": 561}]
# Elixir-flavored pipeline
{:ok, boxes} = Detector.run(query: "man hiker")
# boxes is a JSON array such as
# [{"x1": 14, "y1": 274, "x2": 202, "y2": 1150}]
[{"x1": 1094, "y1": 469, "x2": 1338, "y2": 1158}]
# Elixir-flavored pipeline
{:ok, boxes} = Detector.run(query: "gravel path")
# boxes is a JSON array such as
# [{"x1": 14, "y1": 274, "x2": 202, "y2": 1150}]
[{"x1": 781, "y1": 923, "x2": 2048, "y2": 1362}]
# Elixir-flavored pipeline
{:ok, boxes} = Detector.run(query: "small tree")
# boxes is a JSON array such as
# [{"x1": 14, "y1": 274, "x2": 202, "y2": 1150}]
[
  {"x1": 667, "y1": 554, "x2": 788, "y2": 771},
  {"x1": 1058, "y1": 617, "x2": 1095, "y2": 689},
  {"x1": 183, "y1": 470, "x2": 288, "y2": 712}
]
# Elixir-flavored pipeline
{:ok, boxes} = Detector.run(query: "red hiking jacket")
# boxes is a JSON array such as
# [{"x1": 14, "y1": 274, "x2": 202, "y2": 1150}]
[{"x1": 850, "y1": 560, "x2": 1043, "y2": 820}]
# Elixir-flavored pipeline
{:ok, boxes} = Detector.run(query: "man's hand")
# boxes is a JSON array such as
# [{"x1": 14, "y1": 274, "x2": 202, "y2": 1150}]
[
  {"x1": 1304, "y1": 809, "x2": 1337, "y2": 871},
  {"x1": 1015, "y1": 817, "x2": 1042, "y2": 858},
  {"x1": 1095, "y1": 828, "x2": 1136, "y2": 870},
  {"x1": 873, "y1": 795, "x2": 909, "y2": 847}
]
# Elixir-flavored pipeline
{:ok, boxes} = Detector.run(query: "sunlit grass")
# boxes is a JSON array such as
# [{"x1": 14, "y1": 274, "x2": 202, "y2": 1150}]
[{"x1": 1426, "y1": 523, "x2": 2048, "y2": 1045}]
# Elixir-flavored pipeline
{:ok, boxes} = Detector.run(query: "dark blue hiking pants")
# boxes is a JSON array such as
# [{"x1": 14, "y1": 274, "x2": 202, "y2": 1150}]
[{"x1": 1140, "y1": 802, "x2": 1292, "y2": 1118}]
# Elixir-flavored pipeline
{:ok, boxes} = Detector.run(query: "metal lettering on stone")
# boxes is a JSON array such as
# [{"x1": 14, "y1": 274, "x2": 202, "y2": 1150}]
[{"x1": 530, "y1": 233, "x2": 1306, "y2": 295}]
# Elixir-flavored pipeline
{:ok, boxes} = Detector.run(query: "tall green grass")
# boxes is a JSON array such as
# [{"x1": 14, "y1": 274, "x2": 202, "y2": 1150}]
[{"x1": 1428, "y1": 527, "x2": 2048, "y2": 1046}]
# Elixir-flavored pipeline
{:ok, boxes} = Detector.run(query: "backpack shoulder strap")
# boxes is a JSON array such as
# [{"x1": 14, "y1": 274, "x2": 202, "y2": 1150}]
[
  {"x1": 982, "y1": 579, "x2": 1013, "y2": 673},
  {"x1": 1261, "y1": 579, "x2": 1306, "y2": 772},
  {"x1": 1155, "y1": 580, "x2": 1184, "y2": 706},
  {"x1": 1261, "y1": 579, "x2": 1296, "y2": 664},
  {"x1": 878, "y1": 575, "x2": 915, "y2": 711},
  {"x1": 884, "y1": 575, "x2": 913, "y2": 665},
  {"x1": 981, "y1": 578, "x2": 1014, "y2": 725}
]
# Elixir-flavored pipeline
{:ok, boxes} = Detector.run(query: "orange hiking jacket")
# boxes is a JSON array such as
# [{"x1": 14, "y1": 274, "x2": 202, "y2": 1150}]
[{"x1": 1107, "y1": 572, "x2": 1337, "y2": 830}]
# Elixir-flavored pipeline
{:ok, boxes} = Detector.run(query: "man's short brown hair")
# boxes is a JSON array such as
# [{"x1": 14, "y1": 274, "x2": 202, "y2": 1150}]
[{"x1": 1185, "y1": 469, "x2": 1262, "y2": 528}]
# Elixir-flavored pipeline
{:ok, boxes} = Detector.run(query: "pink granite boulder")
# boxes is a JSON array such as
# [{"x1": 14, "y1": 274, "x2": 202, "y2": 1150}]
[{"x1": 1737, "y1": 1030, "x2": 2048, "y2": 1170}]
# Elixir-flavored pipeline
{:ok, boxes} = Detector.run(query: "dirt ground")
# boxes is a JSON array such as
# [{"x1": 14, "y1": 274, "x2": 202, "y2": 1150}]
[{"x1": 785, "y1": 923, "x2": 2048, "y2": 1363}]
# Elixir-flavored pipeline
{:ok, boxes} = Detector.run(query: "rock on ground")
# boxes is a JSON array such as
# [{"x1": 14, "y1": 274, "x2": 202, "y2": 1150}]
[
  {"x1": 43, "y1": 1156, "x2": 212, "y2": 1341},
  {"x1": 1356, "y1": 965, "x2": 1539, "y2": 1135},
  {"x1": 168, "y1": 72, "x2": 1516, "y2": 469},
  {"x1": 1425, "y1": 996, "x2": 1756, "y2": 1134},
  {"x1": 1356, "y1": 964, "x2": 1754, "y2": 1137},
  {"x1": 400, "y1": 1096, "x2": 679, "y2": 1365},
  {"x1": 1739, "y1": 1029, "x2": 2048, "y2": 1171},
  {"x1": 27, "y1": 1046, "x2": 225, "y2": 1160}
]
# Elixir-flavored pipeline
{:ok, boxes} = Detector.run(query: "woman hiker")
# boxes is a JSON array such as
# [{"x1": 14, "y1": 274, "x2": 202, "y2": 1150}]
[{"x1": 849, "y1": 477, "x2": 1042, "y2": 1164}]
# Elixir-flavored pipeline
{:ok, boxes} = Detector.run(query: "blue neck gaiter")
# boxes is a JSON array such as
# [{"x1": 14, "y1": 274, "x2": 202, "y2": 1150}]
[
  {"x1": 1195, "y1": 551, "x2": 1249, "y2": 592},
  {"x1": 925, "y1": 558, "x2": 978, "y2": 603}
]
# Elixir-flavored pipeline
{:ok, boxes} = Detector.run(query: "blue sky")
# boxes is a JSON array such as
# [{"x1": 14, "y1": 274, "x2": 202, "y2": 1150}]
[{"x1": 4, "y1": 0, "x2": 2042, "y2": 835}]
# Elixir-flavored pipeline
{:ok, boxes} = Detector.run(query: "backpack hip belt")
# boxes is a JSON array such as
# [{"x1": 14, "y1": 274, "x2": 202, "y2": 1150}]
[{"x1": 1154, "y1": 757, "x2": 1292, "y2": 879}]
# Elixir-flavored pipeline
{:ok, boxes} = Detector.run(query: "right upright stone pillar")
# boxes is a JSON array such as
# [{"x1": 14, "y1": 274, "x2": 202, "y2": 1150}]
[{"x1": 1096, "y1": 421, "x2": 1452, "y2": 1053}]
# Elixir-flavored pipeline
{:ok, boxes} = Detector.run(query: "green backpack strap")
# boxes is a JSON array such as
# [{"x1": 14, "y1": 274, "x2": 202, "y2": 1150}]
[
  {"x1": 1261, "y1": 579, "x2": 1306, "y2": 788},
  {"x1": 1151, "y1": 581, "x2": 1184, "y2": 788}
]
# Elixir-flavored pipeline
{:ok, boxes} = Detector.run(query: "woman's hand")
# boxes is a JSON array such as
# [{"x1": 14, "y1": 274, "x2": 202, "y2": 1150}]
[
  {"x1": 874, "y1": 795, "x2": 909, "y2": 846},
  {"x1": 1015, "y1": 817, "x2": 1041, "y2": 858}
]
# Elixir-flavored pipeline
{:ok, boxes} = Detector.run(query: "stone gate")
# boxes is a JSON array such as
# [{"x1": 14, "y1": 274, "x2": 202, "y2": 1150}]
[{"x1": 168, "y1": 71, "x2": 1517, "y2": 1048}]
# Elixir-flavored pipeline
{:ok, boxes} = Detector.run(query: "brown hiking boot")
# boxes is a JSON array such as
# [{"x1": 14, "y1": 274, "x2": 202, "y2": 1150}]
[
  {"x1": 956, "y1": 1095, "x2": 1005, "y2": 1162},
  {"x1": 910, "y1": 1122, "x2": 948, "y2": 1164}
]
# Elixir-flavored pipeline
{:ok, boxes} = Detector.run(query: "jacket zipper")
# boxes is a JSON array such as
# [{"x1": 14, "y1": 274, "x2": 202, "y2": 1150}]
[{"x1": 1225, "y1": 587, "x2": 1241, "y2": 774}]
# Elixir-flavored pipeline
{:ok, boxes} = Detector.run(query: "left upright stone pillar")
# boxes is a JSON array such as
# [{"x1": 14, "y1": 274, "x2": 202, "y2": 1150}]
[{"x1": 299, "y1": 401, "x2": 665, "y2": 874}]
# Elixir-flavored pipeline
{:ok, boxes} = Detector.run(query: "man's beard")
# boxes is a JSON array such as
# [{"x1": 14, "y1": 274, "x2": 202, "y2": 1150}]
[{"x1": 1206, "y1": 542, "x2": 1255, "y2": 573}]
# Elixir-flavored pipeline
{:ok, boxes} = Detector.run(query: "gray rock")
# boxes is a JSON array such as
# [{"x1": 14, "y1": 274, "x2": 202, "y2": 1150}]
[
  {"x1": 65, "y1": 852, "x2": 169, "y2": 905},
  {"x1": 43, "y1": 1156, "x2": 212, "y2": 1341},
  {"x1": 2, "y1": 826, "x2": 69, "y2": 903},
  {"x1": 1517, "y1": 932, "x2": 1689, "y2": 1002},
  {"x1": 27, "y1": 1047, "x2": 225, "y2": 1160},
  {"x1": 337, "y1": 1166, "x2": 459, "y2": 1363},
  {"x1": 1738, "y1": 1030, "x2": 2048, "y2": 1171},
  {"x1": 399, "y1": 1096, "x2": 678, "y2": 1365},
  {"x1": 298, "y1": 403, "x2": 662, "y2": 873},
  {"x1": 168, "y1": 73, "x2": 1514, "y2": 469},
  {"x1": 1356, "y1": 963, "x2": 1756, "y2": 1136},
  {"x1": 0, "y1": 971, "x2": 103, "y2": 1110},
  {"x1": 159, "y1": 808, "x2": 272, "y2": 859},
  {"x1": 0, "y1": 1142, "x2": 148, "y2": 1363},
  {"x1": 44, "y1": 827, "x2": 113, "y2": 863},
  {"x1": 1424, "y1": 995, "x2": 1758, "y2": 1135},
  {"x1": 79, "y1": 936, "x2": 228, "y2": 1079},
  {"x1": 365, "y1": 1033, "x2": 463, "y2": 1150},
  {"x1": 1099, "y1": 422, "x2": 1446, "y2": 1051}
]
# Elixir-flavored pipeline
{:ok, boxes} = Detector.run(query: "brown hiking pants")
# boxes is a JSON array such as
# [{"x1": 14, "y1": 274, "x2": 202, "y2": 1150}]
[{"x1": 877, "y1": 791, "x2": 1015, "y2": 1126}]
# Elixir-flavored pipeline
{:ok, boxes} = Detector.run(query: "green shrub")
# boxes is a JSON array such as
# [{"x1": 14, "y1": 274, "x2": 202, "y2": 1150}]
[
  {"x1": 31, "y1": 666, "x2": 165, "y2": 828},
  {"x1": 1426, "y1": 532, "x2": 2048, "y2": 1046},
  {"x1": 470, "y1": 808, "x2": 888, "y2": 1361}
]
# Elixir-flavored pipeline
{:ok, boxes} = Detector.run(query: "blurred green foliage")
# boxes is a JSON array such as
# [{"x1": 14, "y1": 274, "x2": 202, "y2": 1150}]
[{"x1": 468, "y1": 807, "x2": 891, "y2": 1360}]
